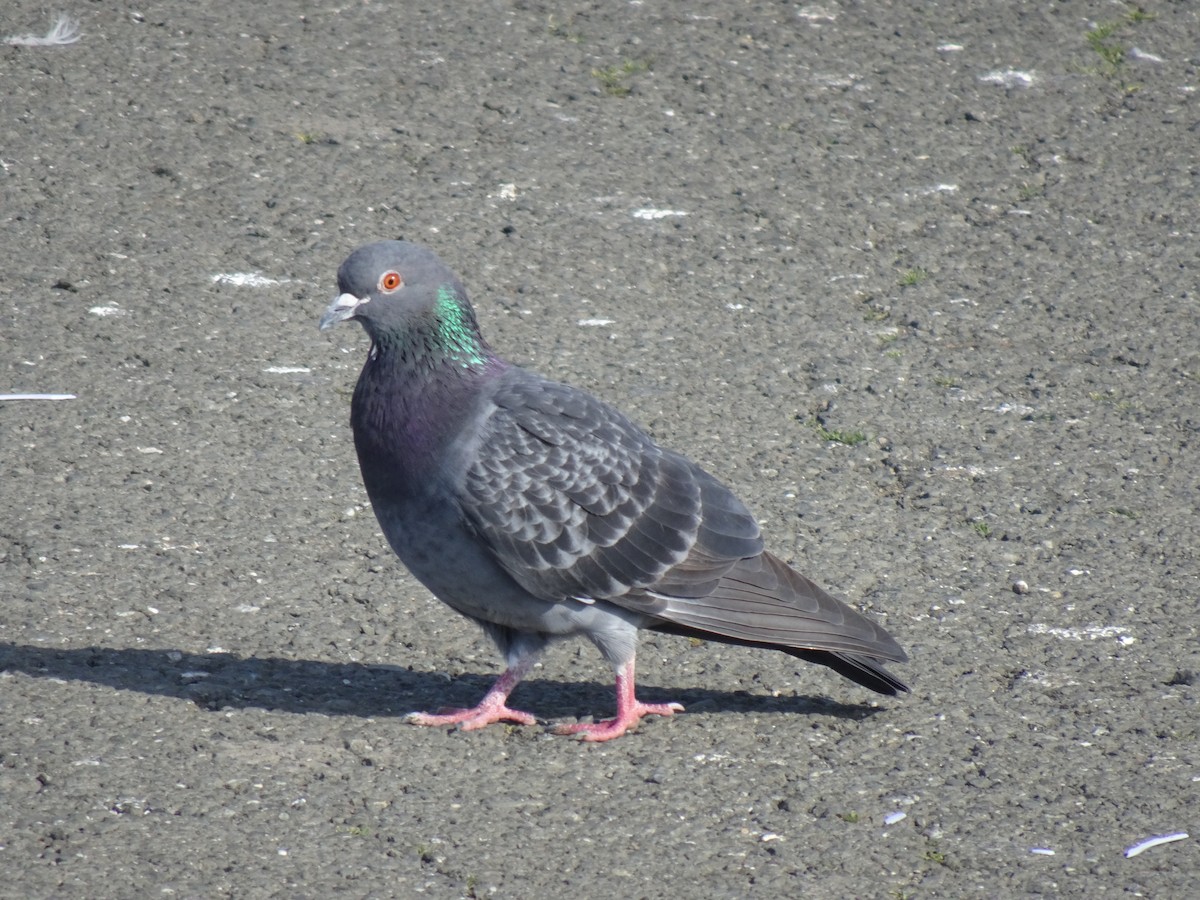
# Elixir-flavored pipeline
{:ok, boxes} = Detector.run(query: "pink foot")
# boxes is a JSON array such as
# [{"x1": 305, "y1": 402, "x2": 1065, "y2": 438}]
[
  {"x1": 551, "y1": 659, "x2": 684, "y2": 742},
  {"x1": 405, "y1": 660, "x2": 536, "y2": 731},
  {"x1": 405, "y1": 701, "x2": 536, "y2": 730},
  {"x1": 553, "y1": 699, "x2": 684, "y2": 742}
]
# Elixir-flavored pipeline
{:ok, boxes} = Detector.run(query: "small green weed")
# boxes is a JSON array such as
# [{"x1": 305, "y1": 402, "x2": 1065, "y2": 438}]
[
  {"x1": 1090, "y1": 391, "x2": 1135, "y2": 414},
  {"x1": 1083, "y1": 8, "x2": 1155, "y2": 85},
  {"x1": 592, "y1": 59, "x2": 651, "y2": 96},
  {"x1": 1017, "y1": 181, "x2": 1043, "y2": 201},
  {"x1": 1086, "y1": 21, "x2": 1126, "y2": 72},
  {"x1": 806, "y1": 419, "x2": 868, "y2": 446},
  {"x1": 547, "y1": 14, "x2": 583, "y2": 42}
]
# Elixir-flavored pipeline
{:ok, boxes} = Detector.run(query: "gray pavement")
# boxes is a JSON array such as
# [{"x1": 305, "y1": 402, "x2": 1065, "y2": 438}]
[{"x1": 2, "y1": 2, "x2": 1197, "y2": 896}]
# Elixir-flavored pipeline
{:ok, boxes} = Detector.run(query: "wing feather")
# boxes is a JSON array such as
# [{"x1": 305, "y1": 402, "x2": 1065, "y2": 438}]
[{"x1": 459, "y1": 370, "x2": 761, "y2": 602}]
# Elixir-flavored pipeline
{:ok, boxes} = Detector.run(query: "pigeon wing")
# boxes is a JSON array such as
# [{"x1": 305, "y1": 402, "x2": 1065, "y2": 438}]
[{"x1": 459, "y1": 371, "x2": 763, "y2": 603}]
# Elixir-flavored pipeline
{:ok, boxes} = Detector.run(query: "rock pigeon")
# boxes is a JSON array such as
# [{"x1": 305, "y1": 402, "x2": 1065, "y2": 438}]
[{"x1": 320, "y1": 240, "x2": 908, "y2": 741}]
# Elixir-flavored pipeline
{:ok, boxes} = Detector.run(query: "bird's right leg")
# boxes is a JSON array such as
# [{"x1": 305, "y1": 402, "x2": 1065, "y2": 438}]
[{"x1": 404, "y1": 628, "x2": 542, "y2": 731}]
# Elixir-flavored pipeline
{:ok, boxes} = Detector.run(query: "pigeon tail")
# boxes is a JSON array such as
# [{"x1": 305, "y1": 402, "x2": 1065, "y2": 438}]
[{"x1": 632, "y1": 551, "x2": 909, "y2": 695}]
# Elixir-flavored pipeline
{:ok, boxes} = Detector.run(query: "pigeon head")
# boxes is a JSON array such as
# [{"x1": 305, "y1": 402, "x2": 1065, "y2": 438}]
[{"x1": 319, "y1": 240, "x2": 492, "y2": 369}]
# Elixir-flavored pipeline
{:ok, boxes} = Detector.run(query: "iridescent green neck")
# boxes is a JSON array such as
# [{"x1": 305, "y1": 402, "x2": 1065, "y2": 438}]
[{"x1": 433, "y1": 284, "x2": 487, "y2": 369}]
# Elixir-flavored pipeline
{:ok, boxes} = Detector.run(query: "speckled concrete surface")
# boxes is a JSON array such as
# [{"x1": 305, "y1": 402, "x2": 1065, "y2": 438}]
[{"x1": 3, "y1": 2, "x2": 1197, "y2": 896}]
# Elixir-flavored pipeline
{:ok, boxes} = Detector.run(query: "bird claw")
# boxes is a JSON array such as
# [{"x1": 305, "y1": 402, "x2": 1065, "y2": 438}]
[
  {"x1": 552, "y1": 700, "x2": 684, "y2": 742},
  {"x1": 404, "y1": 704, "x2": 537, "y2": 730}
]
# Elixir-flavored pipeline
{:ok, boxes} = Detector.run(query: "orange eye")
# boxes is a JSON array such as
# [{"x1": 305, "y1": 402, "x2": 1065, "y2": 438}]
[{"x1": 379, "y1": 271, "x2": 403, "y2": 292}]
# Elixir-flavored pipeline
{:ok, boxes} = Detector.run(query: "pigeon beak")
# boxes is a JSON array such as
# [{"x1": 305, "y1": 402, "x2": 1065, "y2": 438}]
[{"x1": 319, "y1": 292, "x2": 369, "y2": 331}]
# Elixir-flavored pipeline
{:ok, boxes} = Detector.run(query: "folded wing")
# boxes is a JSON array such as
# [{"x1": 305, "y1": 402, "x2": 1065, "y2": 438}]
[{"x1": 459, "y1": 369, "x2": 907, "y2": 693}]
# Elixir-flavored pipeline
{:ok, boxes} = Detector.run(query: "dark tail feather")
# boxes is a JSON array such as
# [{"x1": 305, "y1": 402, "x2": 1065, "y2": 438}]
[
  {"x1": 787, "y1": 648, "x2": 908, "y2": 695},
  {"x1": 649, "y1": 620, "x2": 908, "y2": 696},
  {"x1": 626, "y1": 551, "x2": 909, "y2": 696}
]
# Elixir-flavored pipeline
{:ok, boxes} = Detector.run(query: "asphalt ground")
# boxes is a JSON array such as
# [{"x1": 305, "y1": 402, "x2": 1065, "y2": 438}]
[{"x1": 2, "y1": 2, "x2": 1198, "y2": 896}]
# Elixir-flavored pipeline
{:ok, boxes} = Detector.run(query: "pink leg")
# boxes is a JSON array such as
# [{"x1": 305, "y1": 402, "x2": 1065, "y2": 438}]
[
  {"x1": 553, "y1": 658, "x2": 684, "y2": 742},
  {"x1": 405, "y1": 657, "x2": 537, "y2": 731}
]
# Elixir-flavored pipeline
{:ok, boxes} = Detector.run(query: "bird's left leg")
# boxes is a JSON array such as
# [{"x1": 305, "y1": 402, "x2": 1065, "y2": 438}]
[{"x1": 552, "y1": 656, "x2": 684, "y2": 742}]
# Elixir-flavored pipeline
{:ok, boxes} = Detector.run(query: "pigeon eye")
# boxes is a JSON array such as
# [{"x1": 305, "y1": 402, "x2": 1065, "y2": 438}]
[{"x1": 379, "y1": 271, "x2": 403, "y2": 292}]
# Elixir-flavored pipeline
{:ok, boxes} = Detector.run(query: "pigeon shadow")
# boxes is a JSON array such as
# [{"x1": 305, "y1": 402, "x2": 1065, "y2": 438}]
[{"x1": 0, "y1": 642, "x2": 884, "y2": 724}]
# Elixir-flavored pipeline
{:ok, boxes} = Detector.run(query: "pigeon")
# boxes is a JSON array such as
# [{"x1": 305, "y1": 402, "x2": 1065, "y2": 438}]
[{"x1": 320, "y1": 240, "x2": 908, "y2": 741}]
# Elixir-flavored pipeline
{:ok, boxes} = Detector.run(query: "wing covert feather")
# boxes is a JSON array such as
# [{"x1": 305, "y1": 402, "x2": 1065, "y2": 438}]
[{"x1": 459, "y1": 372, "x2": 762, "y2": 601}]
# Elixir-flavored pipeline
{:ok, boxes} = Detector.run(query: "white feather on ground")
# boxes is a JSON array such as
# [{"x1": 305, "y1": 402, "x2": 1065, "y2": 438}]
[{"x1": 4, "y1": 15, "x2": 81, "y2": 47}]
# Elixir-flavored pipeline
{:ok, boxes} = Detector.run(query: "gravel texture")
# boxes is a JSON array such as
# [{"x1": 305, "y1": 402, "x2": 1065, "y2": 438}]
[{"x1": 3, "y1": 2, "x2": 1198, "y2": 896}]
